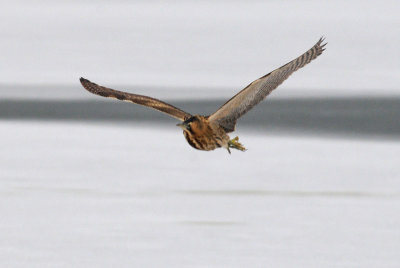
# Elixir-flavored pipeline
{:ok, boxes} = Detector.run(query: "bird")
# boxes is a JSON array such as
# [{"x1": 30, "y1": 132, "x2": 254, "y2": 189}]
[{"x1": 80, "y1": 37, "x2": 326, "y2": 153}]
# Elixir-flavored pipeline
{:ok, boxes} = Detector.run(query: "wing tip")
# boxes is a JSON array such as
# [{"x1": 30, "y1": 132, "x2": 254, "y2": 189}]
[
  {"x1": 79, "y1": 77, "x2": 100, "y2": 95},
  {"x1": 79, "y1": 77, "x2": 91, "y2": 85},
  {"x1": 317, "y1": 36, "x2": 328, "y2": 52},
  {"x1": 79, "y1": 77, "x2": 99, "y2": 90}
]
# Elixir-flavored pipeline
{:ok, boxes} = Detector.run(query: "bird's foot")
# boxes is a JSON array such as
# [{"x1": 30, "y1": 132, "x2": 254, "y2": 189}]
[{"x1": 228, "y1": 136, "x2": 247, "y2": 153}]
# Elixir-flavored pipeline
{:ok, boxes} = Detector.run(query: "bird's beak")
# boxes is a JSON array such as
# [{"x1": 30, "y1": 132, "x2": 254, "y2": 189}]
[{"x1": 176, "y1": 122, "x2": 186, "y2": 130}]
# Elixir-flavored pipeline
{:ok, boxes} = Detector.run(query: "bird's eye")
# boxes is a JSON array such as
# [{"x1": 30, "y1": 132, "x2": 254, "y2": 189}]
[{"x1": 186, "y1": 124, "x2": 191, "y2": 130}]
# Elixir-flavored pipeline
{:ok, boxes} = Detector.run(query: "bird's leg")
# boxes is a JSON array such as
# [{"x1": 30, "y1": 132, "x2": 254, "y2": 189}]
[{"x1": 228, "y1": 136, "x2": 246, "y2": 152}]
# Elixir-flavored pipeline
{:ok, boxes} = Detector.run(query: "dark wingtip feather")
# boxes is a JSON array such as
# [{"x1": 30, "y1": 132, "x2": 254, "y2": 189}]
[
  {"x1": 318, "y1": 36, "x2": 327, "y2": 52},
  {"x1": 79, "y1": 77, "x2": 100, "y2": 95},
  {"x1": 79, "y1": 77, "x2": 100, "y2": 91},
  {"x1": 80, "y1": 77, "x2": 91, "y2": 85}
]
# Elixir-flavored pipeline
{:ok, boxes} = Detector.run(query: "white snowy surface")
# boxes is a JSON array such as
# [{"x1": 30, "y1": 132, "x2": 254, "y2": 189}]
[
  {"x1": 1, "y1": 0, "x2": 400, "y2": 97},
  {"x1": 1, "y1": 121, "x2": 400, "y2": 267}
]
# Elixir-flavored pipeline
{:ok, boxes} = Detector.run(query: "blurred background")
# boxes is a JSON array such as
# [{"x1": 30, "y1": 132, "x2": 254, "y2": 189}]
[{"x1": 1, "y1": 0, "x2": 399, "y2": 267}]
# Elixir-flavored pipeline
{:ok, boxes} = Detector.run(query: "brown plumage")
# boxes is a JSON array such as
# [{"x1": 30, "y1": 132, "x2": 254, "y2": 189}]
[
  {"x1": 180, "y1": 115, "x2": 230, "y2": 151},
  {"x1": 80, "y1": 37, "x2": 326, "y2": 153},
  {"x1": 79, "y1": 77, "x2": 191, "y2": 121}
]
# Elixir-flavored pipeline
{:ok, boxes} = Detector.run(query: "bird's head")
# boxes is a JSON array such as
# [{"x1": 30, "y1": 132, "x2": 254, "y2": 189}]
[{"x1": 176, "y1": 116, "x2": 202, "y2": 132}]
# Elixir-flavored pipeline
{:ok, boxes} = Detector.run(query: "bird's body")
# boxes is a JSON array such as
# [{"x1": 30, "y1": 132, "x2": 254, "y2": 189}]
[
  {"x1": 179, "y1": 115, "x2": 230, "y2": 151},
  {"x1": 80, "y1": 38, "x2": 326, "y2": 153},
  {"x1": 177, "y1": 115, "x2": 245, "y2": 153}
]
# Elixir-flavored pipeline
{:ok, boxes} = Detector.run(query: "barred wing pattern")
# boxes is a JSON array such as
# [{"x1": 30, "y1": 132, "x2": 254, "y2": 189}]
[
  {"x1": 80, "y1": 78, "x2": 192, "y2": 121},
  {"x1": 209, "y1": 38, "x2": 326, "y2": 132}
]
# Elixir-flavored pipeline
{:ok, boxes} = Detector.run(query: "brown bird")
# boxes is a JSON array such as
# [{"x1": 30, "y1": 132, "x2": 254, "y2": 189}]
[{"x1": 80, "y1": 38, "x2": 326, "y2": 153}]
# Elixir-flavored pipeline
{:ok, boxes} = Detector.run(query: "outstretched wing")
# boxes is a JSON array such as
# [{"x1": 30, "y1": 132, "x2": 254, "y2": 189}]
[
  {"x1": 80, "y1": 78, "x2": 192, "y2": 121},
  {"x1": 209, "y1": 37, "x2": 327, "y2": 132}
]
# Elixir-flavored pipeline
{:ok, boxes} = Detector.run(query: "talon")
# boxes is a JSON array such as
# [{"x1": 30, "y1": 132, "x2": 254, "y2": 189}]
[{"x1": 228, "y1": 136, "x2": 247, "y2": 152}]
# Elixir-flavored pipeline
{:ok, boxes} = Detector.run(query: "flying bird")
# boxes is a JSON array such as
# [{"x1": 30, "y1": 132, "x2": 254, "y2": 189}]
[{"x1": 80, "y1": 38, "x2": 326, "y2": 153}]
